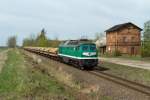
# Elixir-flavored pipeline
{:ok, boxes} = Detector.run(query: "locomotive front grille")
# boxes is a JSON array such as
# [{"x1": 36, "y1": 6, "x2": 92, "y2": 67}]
[{"x1": 83, "y1": 59, "x2": 98, "y2": 66}]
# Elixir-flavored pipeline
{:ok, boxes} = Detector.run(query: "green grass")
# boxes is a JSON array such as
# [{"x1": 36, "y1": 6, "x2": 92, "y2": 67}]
[
  {"x1": 100, "y1": 62, "x2": 150, "y2": 86},
  {"x1": 0, "y1": 48, "x2": 7, "y2": 52},
  {"x1": 0, "y1": 49, "x2": 75, "y2": 99},
  {"x1": 101, "y1": 54, "x2": 150, "y2": 62},
  {"x1": 113, "y1": 55, "x2": 150, "y2": 61}
]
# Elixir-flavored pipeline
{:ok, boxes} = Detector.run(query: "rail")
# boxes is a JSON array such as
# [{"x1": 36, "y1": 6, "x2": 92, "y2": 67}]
[{"x1": 89, "y1": 70, "x2": 150, "y2": 96}]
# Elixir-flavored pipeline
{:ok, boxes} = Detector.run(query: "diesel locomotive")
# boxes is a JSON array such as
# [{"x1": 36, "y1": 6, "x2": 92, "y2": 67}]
[{"x1": 58, "y1": 39, "x2": 98, "y2": 69}]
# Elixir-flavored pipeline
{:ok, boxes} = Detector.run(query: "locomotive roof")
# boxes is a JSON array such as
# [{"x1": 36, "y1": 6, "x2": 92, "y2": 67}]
[{"x1": 59, "y1": 39, "x2": 95, "y2": 47}]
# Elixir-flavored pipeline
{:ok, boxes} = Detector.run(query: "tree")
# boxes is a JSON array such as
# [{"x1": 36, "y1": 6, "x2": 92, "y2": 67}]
[
  {"x1": 94, "y1": 32, "x2": 105, "y2": 41},
  {"x1": 48, "y1": 40, "x2": 61, "y2": 47},
  {"x1": 94, "y1": 32, "x2": 106, "y2": 48},
  {"x1": 142, "y1": 21, "x2": 150, "y2": 57},
  {"x1": 48, "y1": 36, "x2": 61, "y2": 47},
  {"x1": 94, "y1": 33, "x2": 100, "y2": 42},
  {"x1": 22, "y1": 28, "x2": 61, "y2": 47},
  {"x1": 22, "y1": 34, "x2": 36, "y2": 46},
  {"x1": 36, "y1": 29, "x2": 49, "y2": 47},
  {"x1": 143, "y1": 21, "x2": 150, "y2": 41},
  {"x1": 7, "y1": 36, "x2": 17, "y2": 48}
]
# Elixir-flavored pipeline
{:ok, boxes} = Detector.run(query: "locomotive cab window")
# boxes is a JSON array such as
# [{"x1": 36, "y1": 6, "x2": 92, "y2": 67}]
[
  {"x1": 90, "y1": 45, "x2": 96, "y2": 51},
  {"x1": 82, "y1": 45, "x2": 89, "y2": 51}
]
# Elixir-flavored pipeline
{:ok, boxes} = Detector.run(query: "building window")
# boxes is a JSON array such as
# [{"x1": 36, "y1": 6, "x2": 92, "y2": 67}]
[
  {"x1": 108, "y1": 47, "x2": 111, "y2": 51},
  {"x1": 131, "y1": 37, "x2": 135, "y2": 42}
]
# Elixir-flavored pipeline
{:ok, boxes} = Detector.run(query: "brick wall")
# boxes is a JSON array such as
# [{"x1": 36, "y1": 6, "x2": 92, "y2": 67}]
[{"x1": 106, "y1": 25, "x2": 141, "y2": 55}]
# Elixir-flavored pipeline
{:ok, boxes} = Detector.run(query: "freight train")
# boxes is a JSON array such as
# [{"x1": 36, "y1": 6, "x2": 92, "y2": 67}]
[{"x1": 24, "y1": 39, "x2": 98, "y2": 70}]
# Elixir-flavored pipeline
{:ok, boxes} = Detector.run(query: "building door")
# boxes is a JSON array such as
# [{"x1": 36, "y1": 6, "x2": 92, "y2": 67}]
[{"x1": 131, "y1": 47, "x2": 135, "y2": 55}]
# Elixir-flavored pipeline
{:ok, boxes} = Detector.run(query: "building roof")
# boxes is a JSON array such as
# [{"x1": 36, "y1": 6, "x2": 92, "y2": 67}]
[{"x1": 105, "y1": 22, "x2": 142, "y2": 32}]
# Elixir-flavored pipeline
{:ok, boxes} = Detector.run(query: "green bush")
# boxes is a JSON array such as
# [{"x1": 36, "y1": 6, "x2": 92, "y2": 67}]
[
  {"x1": 141, "y1": 48, "x2": 150, "y2": 57},
  {"x1": 104, "y1": 52, "x2": 111, "y2": 57},
  {"x1": 141, "y1": 42, "x2": 150, "y2": 57},
  {"x1": 112, "y1": 50, "x2": 122, "y2": 57}
]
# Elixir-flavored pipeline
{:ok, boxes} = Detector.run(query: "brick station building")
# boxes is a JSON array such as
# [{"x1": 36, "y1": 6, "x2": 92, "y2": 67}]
[{"x1": 105, "y1": 22, "x2": 142, "y2": 55}]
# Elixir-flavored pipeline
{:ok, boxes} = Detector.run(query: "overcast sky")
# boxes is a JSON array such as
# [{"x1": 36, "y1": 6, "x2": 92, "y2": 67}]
[{"x1": 0, "y1": 0, "x2": 150, "y2": 46}]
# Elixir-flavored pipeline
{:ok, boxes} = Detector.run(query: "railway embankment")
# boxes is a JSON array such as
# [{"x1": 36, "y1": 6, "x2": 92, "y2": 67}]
[{"x1": 23, "y1": 49, "x2": 150, "y2": 100}]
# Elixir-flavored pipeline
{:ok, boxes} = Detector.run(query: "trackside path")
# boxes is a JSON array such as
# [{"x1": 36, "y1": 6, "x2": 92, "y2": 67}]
[
  {"x1": 100, "y1": 57, "x2": 150, "y2": 70},
  {"x1": 0, "y1": 49, "x2": 9, "y2": 73}
]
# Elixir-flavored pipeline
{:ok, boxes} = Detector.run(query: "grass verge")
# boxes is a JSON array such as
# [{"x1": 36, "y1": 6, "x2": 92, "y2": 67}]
[
  {"x1": 100, "y1": 61, "x2": 150, "y2": 86},
  {"x1": 0, "y1": 49, "x2": 75, "y2": 100},
  {"x1": 101, "y1": 55, "x2": 150, "y2": 62}
]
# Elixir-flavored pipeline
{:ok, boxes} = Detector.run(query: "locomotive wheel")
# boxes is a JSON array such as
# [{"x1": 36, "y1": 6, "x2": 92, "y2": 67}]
[
  {"x1": 62, "y1": 57, "x2": 69, "y2": 64},
  {"x1": 79, "y1": 61, "x2": 84, "y2": 70},
  {"x1": 80, "y1": 66, "x2": 84, "y2": 70}
]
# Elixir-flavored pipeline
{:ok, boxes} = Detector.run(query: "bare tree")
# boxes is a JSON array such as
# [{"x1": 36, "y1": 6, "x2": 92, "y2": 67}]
[
  {"x1": 7, "y1": 36, "x2": 17, "y2": 48},
  {"x1": 95, "y1": 32, "x2": 106, "y2": 49},
  {"x1": 94, "y1": 32, "x2": 105, "y2": 41}
]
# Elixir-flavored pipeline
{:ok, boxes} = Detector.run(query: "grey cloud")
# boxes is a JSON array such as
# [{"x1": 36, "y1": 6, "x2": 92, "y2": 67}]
[{"x1": 0, "y1": 0, "x2": 149, "y2": 46}]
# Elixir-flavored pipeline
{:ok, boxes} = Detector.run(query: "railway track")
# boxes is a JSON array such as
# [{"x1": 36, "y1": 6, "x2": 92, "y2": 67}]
[
  {"x1": 24, "y1": 49, "x2": 150, "y2": 96},
  {"x1": 89, "y1": 70, "x2": 150, "y2": 96}
]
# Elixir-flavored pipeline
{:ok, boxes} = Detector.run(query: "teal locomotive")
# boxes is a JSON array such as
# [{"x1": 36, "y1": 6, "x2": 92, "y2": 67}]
[{"x1": 58, "y1": 39, "x2": 98, "y2": 69}]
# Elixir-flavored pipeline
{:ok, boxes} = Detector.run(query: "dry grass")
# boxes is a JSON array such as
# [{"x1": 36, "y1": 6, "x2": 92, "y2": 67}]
[
  {"x1": 25, "y1": 51, "x2": 113, "y2": 100},
  {"x1": 100, "y1": 61, "x2": 150, "y2": 86},
  {"x1": 0, "y1": 49, "x2": 9, "y2": 73},
  {"x1": 0, "y1": 49, "x2": 76, "y2": 100}
]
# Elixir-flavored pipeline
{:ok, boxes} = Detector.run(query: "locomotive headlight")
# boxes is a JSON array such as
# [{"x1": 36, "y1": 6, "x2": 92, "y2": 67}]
[
  {"x1": 82, "y1": 52, "x2": 96, "y2": 56},
  {"x1": 90, "y1": 52, "x2": 96, "y2": 56}
]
